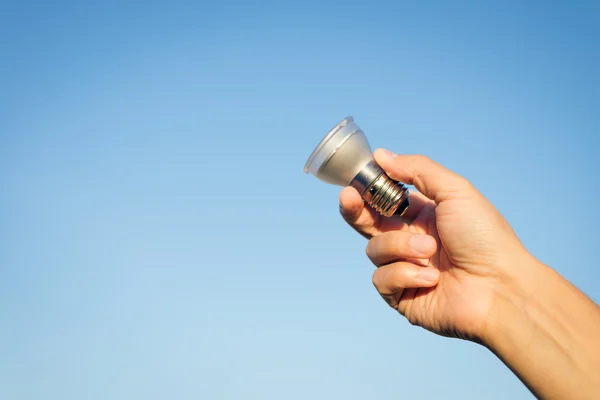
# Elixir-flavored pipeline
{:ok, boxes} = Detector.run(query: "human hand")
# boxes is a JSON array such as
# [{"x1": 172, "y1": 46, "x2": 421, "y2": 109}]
[
  {"x1": 341, "y1": 149, "x2": 600, "y2": 398},
  {"x1": 340, "y1": 149, "x2": 536, "y2": 343}
]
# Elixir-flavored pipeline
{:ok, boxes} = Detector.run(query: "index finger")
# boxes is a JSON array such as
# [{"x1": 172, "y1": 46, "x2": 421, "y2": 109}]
[
  {"x1": 374, "y1": 149, "x2": 474, "y2": 203},
  {"x1": 339, "y1": 187, "x2": 382, "y2": 239},
  {"x1": 339, "y1": 186, "x2": 432, "y2": 239}
]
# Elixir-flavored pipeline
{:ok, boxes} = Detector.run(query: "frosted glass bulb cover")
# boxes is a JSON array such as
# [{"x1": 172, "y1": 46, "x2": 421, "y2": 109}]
[
  {"x1": 304, "y1": 116, "x2": 411, "y2": 217},
  {"x1": 303, "y1": 116, "x2": 374, "y2": 187}
]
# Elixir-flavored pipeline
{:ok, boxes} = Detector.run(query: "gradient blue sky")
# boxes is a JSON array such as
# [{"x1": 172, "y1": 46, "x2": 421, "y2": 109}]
[{"x1": 1, "y1": 1, "x2": 599, "y2": 399}]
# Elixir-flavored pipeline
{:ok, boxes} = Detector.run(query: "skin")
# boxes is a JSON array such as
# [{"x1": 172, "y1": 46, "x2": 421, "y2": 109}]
[{"x1": 340, "y1": 149, "x2": 600, "y2": 399}]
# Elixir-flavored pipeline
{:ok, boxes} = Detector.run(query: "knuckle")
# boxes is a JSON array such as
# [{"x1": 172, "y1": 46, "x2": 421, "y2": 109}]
[
  {"x1": 454, "y1": 176, "x2": 475, "y2": 195},
  {"x1": 412, "y1": 154, "x2": 431, "y2": 165},
  {"x1": 407, "y1": 155, "x2": 429, "y2": 185},
  {"x1": 371, "y1": 270, "x2": 382, "y2": 290},
  {"x1": 372, "y1": 268, "x2": 392, "y2": 292},
  {"x1": 384, "y1": 295, "x2": 400, "y2": 310},
  {"x1": 407, "y1": 314, "x2": 419, "y2": 326},
  {"x1": 410, "y1": 154, "x2": 432, "y2": 171},
  {"x1": 365, "y1": 238, "x2": 377, "y2": 261},
  {"x1": 462, "y1": 177, "x2": 475, "y2": 190}
]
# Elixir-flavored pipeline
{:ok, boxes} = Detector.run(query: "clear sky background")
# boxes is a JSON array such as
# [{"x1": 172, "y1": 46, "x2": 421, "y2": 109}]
[{"x1": 1, "y1": 1, "x2": 599, "y2": 399}]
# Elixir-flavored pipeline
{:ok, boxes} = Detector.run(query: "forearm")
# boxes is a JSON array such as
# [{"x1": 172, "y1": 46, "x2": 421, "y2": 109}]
[{"x1": 485, "y1": 257, "x2": 600, "y2": 399}]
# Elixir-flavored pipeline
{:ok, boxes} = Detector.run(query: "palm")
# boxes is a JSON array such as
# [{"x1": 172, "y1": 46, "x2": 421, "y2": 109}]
[
  {"x1": 345, "y1": 188, "x2": 506, "y2": 342},
  {"x1": 391, "y1": 199, "x2": 496, "y2": 341}
]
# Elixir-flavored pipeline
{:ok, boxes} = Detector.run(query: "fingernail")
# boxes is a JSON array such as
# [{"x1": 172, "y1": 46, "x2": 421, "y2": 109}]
[
  {"x1": 418, "y1": 268, "x2": 439, "y2": 283},
  {"x1": 411, "y1": 235, "x2": 435, "y2": 255}
]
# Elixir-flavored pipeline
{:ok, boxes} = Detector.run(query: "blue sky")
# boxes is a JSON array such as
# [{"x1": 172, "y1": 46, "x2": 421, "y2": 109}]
[{"x1": 1, "y1": 1, "x2": 598, "y2": 399}]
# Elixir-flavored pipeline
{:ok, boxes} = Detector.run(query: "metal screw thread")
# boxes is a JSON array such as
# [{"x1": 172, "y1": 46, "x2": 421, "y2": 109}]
[{"x1": 364, "y1": 174, "x2": 410, "y2": 217}]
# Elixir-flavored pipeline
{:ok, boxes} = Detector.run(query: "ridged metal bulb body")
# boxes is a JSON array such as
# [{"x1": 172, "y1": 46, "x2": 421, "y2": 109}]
[{"x1": 349, "y1": 161, "x2": 410, "y2": 217}]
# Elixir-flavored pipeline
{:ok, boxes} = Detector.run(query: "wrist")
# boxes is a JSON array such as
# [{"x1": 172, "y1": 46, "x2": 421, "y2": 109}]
[
  {"x1": 479, "y1": 251, "x2": 547, "y2": 349},
  {"x1": 479, "y1": 252, "x2": 600, "y2": 399}
]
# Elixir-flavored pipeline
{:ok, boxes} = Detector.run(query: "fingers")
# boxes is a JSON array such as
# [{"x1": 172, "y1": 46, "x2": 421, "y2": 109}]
[
  {"x1": 339, "y1": 187, "x2": 433, "y2": 239},
  {"x1": 380, "y1": 190, "x2": 432, "y2": 225},
  {"x1": 339, "y1": 186, "x2": 381, "y2": 239},
  {"x1": 366, "y1": 231, "x2": 437, "y2": 266},
  {"x1": 372, "y1": 262, "x2": 439, "y2": 311},
  {"x1": 374, "y1": 149, "x2": 474, "y2": 203},
  {"x1": 373, "y1": 262, "x2": 439, "y2": 297}
]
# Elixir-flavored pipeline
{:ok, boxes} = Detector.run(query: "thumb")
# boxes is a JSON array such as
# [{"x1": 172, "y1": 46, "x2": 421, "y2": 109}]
[{"x1": 374, "y1": 149, "x2": 473, "y2": 203}]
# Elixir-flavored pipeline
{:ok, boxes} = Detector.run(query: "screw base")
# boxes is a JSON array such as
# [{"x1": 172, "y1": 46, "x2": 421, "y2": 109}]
[
  {"x1": 364, "y1": 174, "x2": 410, "y2": 217},
  {"x1": 350, "y1": 161, "x2": 410, "y2": 217}
]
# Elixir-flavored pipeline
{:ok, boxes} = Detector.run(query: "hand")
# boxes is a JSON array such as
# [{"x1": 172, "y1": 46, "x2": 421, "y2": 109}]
[
  {"x1": 340, "y1": 149, "x2": 535, "y2": 342},
  {"x1": 341, "y1": 149, "x2": 600, "y2": 398}
]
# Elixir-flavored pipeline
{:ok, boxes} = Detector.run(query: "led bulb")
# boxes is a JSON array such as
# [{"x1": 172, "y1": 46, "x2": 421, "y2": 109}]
[{"x1": 304, "y1": 116, "x2": 410, "y2": 217}]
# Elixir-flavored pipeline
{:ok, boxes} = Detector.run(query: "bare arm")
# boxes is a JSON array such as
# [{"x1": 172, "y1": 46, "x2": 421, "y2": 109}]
[{"x1": 485, "y1": 258, "x2": 600, "y2": 399}]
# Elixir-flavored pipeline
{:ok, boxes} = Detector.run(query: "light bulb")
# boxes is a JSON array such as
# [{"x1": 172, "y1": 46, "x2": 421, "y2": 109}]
[{"x1": 304, "y1": 116, "x2": 410, "y2": 217}]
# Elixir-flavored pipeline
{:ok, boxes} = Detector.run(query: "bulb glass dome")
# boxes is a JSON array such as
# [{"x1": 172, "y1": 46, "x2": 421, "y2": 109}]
[{"x1": 303, "y1": 116, "x2": 374, "y2": 186}]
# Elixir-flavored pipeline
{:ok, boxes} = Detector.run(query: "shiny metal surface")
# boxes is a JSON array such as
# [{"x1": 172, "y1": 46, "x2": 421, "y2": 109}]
[{"x1": 351, "y1": 162, "x2": 410, "y2": 217}]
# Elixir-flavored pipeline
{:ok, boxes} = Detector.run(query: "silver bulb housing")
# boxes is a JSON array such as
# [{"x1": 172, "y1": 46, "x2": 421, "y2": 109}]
[{"x1": 304, "y1": 116, "x2": 410, "y2": 217}]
